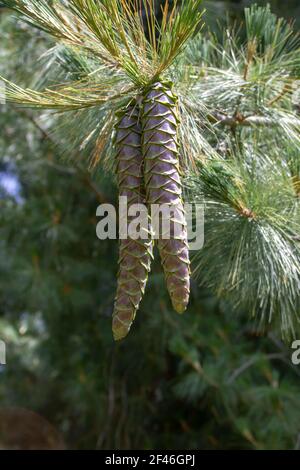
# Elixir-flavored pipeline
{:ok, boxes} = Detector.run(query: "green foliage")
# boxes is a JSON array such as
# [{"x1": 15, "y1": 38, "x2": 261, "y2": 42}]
[
  {"x1": 188, "y1": 149, "x2": 300, "y2": 337},
  {"x1": 1, "y1": 2, "x2": 299, "y2": 335},
  {"x1": 2, "y1": 0, "x2": 203, "y2": 85},
  {"x1": 0, "y1": 1, "x2": 300, "y2": 450},
  {"x1": 177, "y1": 4, "x2": 300, "y2": 337}
]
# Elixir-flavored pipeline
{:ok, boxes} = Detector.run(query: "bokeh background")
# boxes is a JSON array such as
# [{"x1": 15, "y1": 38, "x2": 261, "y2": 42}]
[{"x1": 0, "y1": 0, "x2": 300, "y2": 450}]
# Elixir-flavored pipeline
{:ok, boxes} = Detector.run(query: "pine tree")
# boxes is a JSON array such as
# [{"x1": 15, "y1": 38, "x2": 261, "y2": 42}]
[
  {"x1": 1, "y1": 0, "x2": 203, "y2": 339},
  {"x1": 1, "y1": 1, "x2": 300, "y2": 451},
  {"x1": 0, "y1": 1, "x2": 299, "y2": 343}
]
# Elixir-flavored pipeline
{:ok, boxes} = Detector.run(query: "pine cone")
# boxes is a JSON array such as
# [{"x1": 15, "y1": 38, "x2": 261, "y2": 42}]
[
  {"x1": 113, "y1": 103, "x2": 153, "y2": 340},
  {"x1": 142, "y1": 82, "x2": 190, "y2": 313}
]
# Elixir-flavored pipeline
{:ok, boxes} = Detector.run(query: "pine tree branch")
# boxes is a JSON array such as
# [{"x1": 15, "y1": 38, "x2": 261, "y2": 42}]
[
  {"x1": 226, "y1": 352, "x2": 300, "y2": 384},
  {"x1": 208, "y1": 112, "x2": 300, "y2": 128},
  {"x1": 14, "y1": 107, "x2": 110, "y2": 204}
]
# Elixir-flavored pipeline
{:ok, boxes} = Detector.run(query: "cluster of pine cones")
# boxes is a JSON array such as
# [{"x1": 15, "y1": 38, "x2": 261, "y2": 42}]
[{"x1": 113, "y1": 81, "x2": 190, "y2": 340}]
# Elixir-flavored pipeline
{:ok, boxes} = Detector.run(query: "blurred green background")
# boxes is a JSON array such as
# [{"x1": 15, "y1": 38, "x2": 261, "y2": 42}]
[{"x1": 0, "y1": 1, "x2": 300, "y2": 450}]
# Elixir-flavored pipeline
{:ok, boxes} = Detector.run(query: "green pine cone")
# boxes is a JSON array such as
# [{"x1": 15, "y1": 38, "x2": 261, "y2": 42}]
[
  {"x1": 142, "y1": 82, "x2": 190, "y2": 314},
  {"x1": 113, "y1": 104, "x2": 153, "y2": 341}
]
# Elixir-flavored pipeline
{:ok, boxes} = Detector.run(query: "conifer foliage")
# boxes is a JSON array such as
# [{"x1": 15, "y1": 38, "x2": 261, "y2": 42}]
[
  {"x1": 1, "y1": 0, "x2": 299, "y2": 340},
  {"x1": 0, "y1": 0, "x2": 202, "y2": 339}
]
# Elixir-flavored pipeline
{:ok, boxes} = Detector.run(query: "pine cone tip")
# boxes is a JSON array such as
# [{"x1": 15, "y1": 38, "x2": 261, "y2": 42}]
[
  {"x1": 172, "y1": 301, "x2": 188, "y2": 314},
  {"x1": 112, "y1": 317, "x2": 131, "y2": 341}
]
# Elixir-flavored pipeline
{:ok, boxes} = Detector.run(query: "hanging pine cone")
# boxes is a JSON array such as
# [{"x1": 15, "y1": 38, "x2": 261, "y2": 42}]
[
  {"x1": 142, "y1": 82, "x2": 190, "y2": 314},
  {"x1": 113, "y1": 103, "x2": 153, "y2": 340}
]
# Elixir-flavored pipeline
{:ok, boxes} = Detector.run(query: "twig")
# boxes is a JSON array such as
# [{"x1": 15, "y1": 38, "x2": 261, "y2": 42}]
[
  {"x1": 227, "y1": 350, "x2": 300, "y2": 385},
  {"x1": 209, "y1": 112, "x2": 300, "y2": 128},
  {"x1": 268, "y1": 83, "x2": 290, "y2": 107},
  {"x1": 13, "y1": 107, "x2": 110, "y2": 204},
  {"x1": 227, "y1": 353, "x2": 286, "y2": 385}
]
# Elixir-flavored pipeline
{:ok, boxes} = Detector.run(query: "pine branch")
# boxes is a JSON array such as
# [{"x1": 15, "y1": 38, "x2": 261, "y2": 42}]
[
  {"x1": 209, "y1": 111, "x2": 300, "y2": 129},
  {"x1": 188, "y1": 151, "x2": 300, "y2": 338},
  {"x1": 0, "y1": 75, "x2": 132, "y2": 110},
  {"x1": 15, "y1": 106, "x2": 110, "y2": 203}
]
